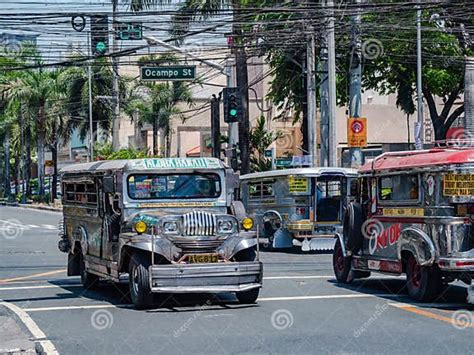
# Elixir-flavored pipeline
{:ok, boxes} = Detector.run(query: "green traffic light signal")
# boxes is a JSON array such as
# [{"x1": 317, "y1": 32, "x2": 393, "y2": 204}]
[
  {"x1": 96, "y1": 41, "x2": 106, "y2": 53},
  {"x1": 230, "y1": 108, "x2": 238, "y2": 116}
]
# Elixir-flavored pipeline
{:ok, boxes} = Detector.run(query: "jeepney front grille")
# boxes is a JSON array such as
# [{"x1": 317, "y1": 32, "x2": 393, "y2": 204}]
[
  {"x1": 172, "y1": 239, "x2": 223, "y2": 253},
  {"x1": 183, "y1": 211, "x2": 217, "y2": 236}
]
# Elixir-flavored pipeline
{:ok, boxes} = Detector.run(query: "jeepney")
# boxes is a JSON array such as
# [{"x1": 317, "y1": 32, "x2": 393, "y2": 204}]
[
  {"x1": 240, "y1": 168, "x2": 358, "y2": 251},
  {"x1": 334, "y1": 147, "x2": 474, "y2": 302},
  {"x1": 58, "y1": 158, "x2": 262, "y2": 309}
]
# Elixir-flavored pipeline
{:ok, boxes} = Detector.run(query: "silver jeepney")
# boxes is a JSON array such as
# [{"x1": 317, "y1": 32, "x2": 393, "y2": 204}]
[
  {"x1": 58, "y1": 158, "x2": 262, "y2": 309},
  {"x1": 240, "y1": 168, "x2": 358, "y2": 251}
]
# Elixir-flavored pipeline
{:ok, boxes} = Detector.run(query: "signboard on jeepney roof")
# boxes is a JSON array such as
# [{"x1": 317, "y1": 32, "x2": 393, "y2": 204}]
[
  {"x1": 443, "y1": 173, "x2": 474, "y2": 196},
  {"x1": 130, "y1": 158, "x2": 222, "y2": 170}
]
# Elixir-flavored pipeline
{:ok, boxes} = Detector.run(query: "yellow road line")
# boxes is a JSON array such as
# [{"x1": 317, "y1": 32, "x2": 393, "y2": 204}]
[
  {"x1": 390, "y1": 303, "x2": 474, "y2": 328},
  {"x1": 0, "y1": 269, "x2": 66, "y2": 284}
]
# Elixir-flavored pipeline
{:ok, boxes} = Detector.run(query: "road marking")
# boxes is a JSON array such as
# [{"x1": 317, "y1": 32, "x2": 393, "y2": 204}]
[
  {"x1": 22, "y1": 293, "x2": 398, "y2": 312},
  {"x1": 389, "y1": 302, "x2": 474, "y2": 328},
  {"x1": 0, "y1": 284, "x2": 83, "y2": 291},
  {"x1": 258, "y1": 293, "x2": 395, "y2": 302},
  {"x1": 25, "y1": 304, "x2": 130, "y2": 312},
  {"x1": 0, "y1": 269, "x2": 66, "y2": 284},
  {"x1": 1, "y1": 301, "x2": 59, "y2": 354},
  {"x1": 263, "y1": 275, "x2": 332, "y2": 280}
]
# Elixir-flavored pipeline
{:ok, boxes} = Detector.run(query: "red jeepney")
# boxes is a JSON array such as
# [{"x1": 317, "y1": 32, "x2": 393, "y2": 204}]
[{"x1": 334, "y1": 147, "x2": 474, "y2": 302}]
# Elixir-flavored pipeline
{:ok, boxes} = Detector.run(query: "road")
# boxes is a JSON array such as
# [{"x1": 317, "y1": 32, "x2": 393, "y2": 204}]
[{"x1": 0, "y1": 206, "x2": 473, "y2": 354}]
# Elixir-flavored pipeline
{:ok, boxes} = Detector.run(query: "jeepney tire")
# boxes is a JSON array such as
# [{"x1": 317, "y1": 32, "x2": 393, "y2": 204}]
[
  {"x1": 333, "y1": 239, "x2": 353, "y2": 284},
  {"x1": 79, "y1": 253, "x2": 99, "y2": 290},
  {"x1": 236, "y1": 288, "x2": 260, "y2": 304},
  {"x1": 344, "y1": 202, "x2": 364, "y2": 253},
  {"x1": 406, "y1": 255, "x2": 441, "y2": 302},
  {"x1": 353, "y1": 271, "x2": 371, "y2": 279},
  {"x1": 129, "y1": 252, "x2": 154, "y2": 310},
  {"x1": 263, "y1": 222, "x2": 276, "y2": 251}
]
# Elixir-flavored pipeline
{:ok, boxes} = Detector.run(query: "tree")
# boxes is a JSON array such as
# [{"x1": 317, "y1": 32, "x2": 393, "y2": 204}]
[
  {"x1": 163, "y1": 0, "x2": 264, "y2": 173},
  {"x1": 249, "y1": 115, "x2": 281, "y2": 172}
]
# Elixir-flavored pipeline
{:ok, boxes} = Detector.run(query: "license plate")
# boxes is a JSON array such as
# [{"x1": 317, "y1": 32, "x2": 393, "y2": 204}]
[{"x1": 188, "y1": 254, "x2": 219, "y2": 264}]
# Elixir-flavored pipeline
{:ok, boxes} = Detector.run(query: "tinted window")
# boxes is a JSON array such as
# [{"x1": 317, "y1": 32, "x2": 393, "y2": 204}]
[{"x1": 379, "y1": 175, "x2": 419, "y2": 201}]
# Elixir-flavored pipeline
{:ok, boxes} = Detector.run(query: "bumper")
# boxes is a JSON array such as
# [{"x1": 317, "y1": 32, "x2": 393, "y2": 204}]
[
  {"x1": 149, "y1": 261, "x2": 263, "y2": 293},
  {"x1": 438, "y1": 257, "x2": 474, "y2": 272}
]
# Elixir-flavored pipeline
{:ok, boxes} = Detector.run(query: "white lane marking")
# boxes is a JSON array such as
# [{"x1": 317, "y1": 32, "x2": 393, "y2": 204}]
[
  {"x1": 264, "y1": 275, "x2": 332, "y2": 280},
  {"x1": 25, "y1": 304, "x2": 130, "y2": 312},
  {"x1": 0, "y1": 220, "x2": 56, "y2": 231},
  {"x1": 0, "y1": 301, "x2": 59, "y2": 354},
  {"x1": 0, "y1": 284, "x2": 82, "y2": 291},
  {"x1": 23, "y1": 293, "x2": 398, "y2": 312},
  {"x1": 259, "y1": 293, "x2": 396, "y2": 302}
]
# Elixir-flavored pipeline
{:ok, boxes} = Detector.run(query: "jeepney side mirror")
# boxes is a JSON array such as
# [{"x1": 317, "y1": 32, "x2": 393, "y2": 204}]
[{"x1": 103, "y1": 176, "x2": 115, "y2": 194}]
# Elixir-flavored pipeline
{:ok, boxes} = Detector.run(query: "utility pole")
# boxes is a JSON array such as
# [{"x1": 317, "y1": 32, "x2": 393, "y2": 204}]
[
  {"x1": 327, "y1": 0, "x2": 338, "y2": 166},
  {"x1": 87, "y1": 30, "x2": 94, "y2": 162},
  {"x1": 307, "y1": 27, "x2": 317, "y2": 167},
  {"x1": 415, "y1": 0, "x2": 424, "y2": 149},
  {"x1": 349, "y1": 0, "x2": 363, "y2": 167},
  {"x1": 211, "y1": 94, "x2": 221, "y2": 159},
  {"x1": 111, "y1": 0, "x2": 121, "y2": 150},
  {"x1": 466, "y1": 57, "x2": 474, "y2": 136},
  {"x1": 319, "y1": 30, "x2": 329, "y2": 167}
]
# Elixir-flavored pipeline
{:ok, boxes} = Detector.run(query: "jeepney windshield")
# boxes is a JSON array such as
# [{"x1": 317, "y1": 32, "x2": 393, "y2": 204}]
[{"x1": 127, "y1": 173, "x2": 221, "y2": 200}]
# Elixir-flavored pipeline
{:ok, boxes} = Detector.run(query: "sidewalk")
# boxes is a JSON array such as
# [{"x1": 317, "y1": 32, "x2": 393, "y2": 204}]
[
  {"x1": 0, "y1": 201, "x2": 62, "y2": 212},
  {"x1": 0, "y1": 305, "x2": 36, "y2": 354}
]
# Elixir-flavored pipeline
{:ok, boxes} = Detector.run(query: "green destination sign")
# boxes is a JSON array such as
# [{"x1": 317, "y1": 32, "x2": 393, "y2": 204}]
[{"x1": 140, "y1": 66, "x2": 196, "y2": 81}]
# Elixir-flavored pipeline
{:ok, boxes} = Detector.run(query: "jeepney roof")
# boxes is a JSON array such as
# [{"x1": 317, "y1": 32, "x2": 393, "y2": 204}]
[
  {"x1": 359, "y1": 148, "x2": 474, "y2": 173},
  {"x1": 60, "y1": 157, "x2": 226, "y2": 175},
  {"x1": 240, "y1": 167, "x2": 358, "y2": 180}
]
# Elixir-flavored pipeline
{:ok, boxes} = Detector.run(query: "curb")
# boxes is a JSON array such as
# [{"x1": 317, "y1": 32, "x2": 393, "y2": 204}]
[{"x1": 0, "y1": 202, "x2": 62, "y2": 212}]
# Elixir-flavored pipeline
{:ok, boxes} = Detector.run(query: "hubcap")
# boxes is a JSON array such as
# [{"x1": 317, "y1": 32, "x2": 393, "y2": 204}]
[
  {"x1": 132, "y1": 267, "x2": 139, "y2": 294},
  {"x1": 410, "y1": 258, "x2": 422, "y2": 288},
  {"x1": 335, "y1": 246, "x2": 344, "y2": 273}
]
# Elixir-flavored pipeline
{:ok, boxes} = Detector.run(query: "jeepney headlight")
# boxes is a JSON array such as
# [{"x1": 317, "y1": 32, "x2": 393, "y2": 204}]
[
  {"x1": 134, "y1": 221, "x2": 147, "y2": 234},
  {"x1": 242, "y1": 217, "x2": 254, "y2": 231},
  {"x1": 163, "y1": 221, "x2": 179, "y2": 234},
  {"x1": 217, "y1": 218, "x2": 237, "y2": 234}
]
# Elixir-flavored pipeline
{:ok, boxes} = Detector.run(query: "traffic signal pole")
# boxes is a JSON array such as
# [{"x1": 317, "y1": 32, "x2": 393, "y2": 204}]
[
  {"x1": 307, "y1": 27, "x2": 316, "y2": 167},
  {"x1": 327, "y1": 0, "x2": 338, "y2": 167},
  {"x1": 211, "y1": 94, "x2": 221, "y2": 159}
]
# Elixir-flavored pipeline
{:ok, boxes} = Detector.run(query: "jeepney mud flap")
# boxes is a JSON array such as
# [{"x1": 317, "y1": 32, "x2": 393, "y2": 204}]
[
  {"x1": 273, "y1": 228, "x2": 293, "y2": 249},
  {"x1": 301, "y1": 238, "x2": 335, "y2": 252}
]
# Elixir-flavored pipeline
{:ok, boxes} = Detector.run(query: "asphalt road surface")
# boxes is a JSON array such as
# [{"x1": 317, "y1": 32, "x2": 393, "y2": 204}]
[{"x1": 1, "y1": 206, "x2": 473, "y2": 354}]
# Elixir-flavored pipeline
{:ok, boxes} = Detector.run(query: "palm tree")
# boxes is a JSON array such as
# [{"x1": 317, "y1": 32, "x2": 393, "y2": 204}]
[{"x1": 1, "y1": 69, "x2": 63, "y2": 202}]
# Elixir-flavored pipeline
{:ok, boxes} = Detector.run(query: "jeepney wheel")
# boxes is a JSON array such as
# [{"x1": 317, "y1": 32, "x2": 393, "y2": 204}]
[
  {"x1": 343, "y1": 202, "x2": 363, "y2": 253},
  {"x1": 129, "y1": 252, "x2": 154, "y2": 310},
  {"x1": 79, "y1": 253, "x2": 99, "y2": 290},
  {"x1": 236, "y1": 288, "x2": 260, "y2": 304},
  {"x1": 263, "y1": 222, "x2": 276, "y2": 250},
  {"x1": 406, "y1": 255, "x2": 440, "y2": 302},
  {"x1": 333, "y1": 239, "x2": 353, "y2": 284}
]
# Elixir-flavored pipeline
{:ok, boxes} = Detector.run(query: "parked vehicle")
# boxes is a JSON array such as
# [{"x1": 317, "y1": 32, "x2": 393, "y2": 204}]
[
  {"x1": 58, "y1": 158, "x2": 262, "y2": 309},
  {"x1": 334, "y1": 147, "x2": 474, "y2": 302},
  {"x1": 240, "y1": 168, "x2": 358, "y2": 251}
]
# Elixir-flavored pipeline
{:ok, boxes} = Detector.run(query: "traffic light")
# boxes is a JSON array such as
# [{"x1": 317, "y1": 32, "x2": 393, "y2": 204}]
[
  {"x1": 227, "y1": 144, "x2": 241, "y2": 171},
  {"x1": 90, "y1": 15, "x2": 109, "y2": 56},
  {"x1": 223, "y1": 87, "x2": 242, "y2": 123}
]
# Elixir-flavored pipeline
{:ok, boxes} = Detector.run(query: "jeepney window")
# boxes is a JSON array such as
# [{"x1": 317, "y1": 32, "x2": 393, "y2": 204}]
[
  {"x1": 64, "y1": 182, "x2": 97, "y2": 205},
  {"x1": 127, "y1": 173, "x2": 221, "y2": 200},
  {"x1": 248, "y1": 180, "x2": 274, "y2": 199},
  {"x1": 379, "y1": 174, "x2": 419, "y2": 201}
]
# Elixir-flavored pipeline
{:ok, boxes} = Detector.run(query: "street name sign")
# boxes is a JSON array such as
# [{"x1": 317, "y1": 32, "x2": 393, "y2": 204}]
[{"x1": 140, "y1": 66, "x2": 196, "y2": 81}]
